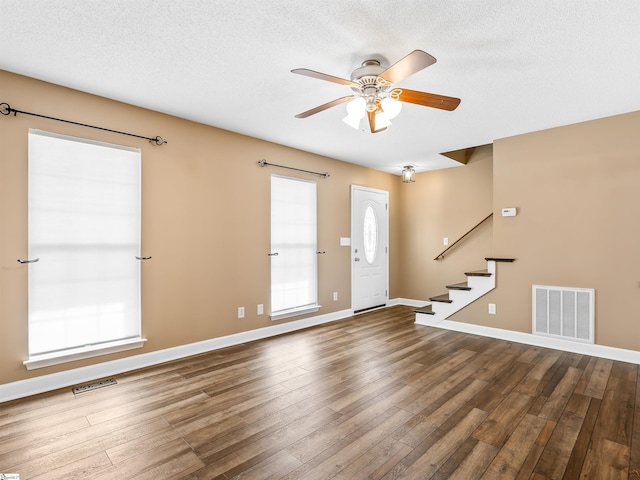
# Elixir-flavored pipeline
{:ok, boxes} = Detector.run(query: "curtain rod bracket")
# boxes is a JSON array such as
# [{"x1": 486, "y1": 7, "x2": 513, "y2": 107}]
[
  {"x1": 258, "y1": 159, "x2": 329, "y2": 178},
  {"x1": 1, "y1": 101, "x2": 167, "y2": 146}
]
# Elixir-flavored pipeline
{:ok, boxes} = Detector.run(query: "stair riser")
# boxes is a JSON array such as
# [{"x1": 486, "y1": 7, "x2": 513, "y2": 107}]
[
  {"x1": 446, "y1": 289, "x2": 471, "y2": 301},
  {"x1": 416, "y1": 311, "x2": 439, "y2": 326},
  {"x1": 466, "y1": 275, "x2": 492, "y2": 289}
]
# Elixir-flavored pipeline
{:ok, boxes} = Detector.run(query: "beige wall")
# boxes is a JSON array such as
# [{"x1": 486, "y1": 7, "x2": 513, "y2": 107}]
[
  {"x1": 453, "y1": 111, "x2": 640, "y2": 352},
  {"x1": 4, "y1": 67, "x2": 640, "y2": 389},
  {"x1": 398, "y1": 146, "x2": 494, "y2": 301},
  {"x1": 0, "y1": 70, "x2": 402, "y2": 385}
]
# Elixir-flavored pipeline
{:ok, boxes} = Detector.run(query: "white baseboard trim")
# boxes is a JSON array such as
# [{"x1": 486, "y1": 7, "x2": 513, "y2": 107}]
[
  {"x1": 420, "y1": 317, "x2": 640, "y2": 365},
  {"x1": 0, "y1": 307, "x2": 354, "y2": 403},
  {"x1": 13, "y1": 301, "x2": 593, "y2": 402}
]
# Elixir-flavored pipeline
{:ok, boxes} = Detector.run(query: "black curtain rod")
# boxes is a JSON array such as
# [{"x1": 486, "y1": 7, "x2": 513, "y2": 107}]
[
  {"x1": 1, "y1": 102, "x2": 167, "y2": 146},
  {"x1": 257, "y1": 159, "x2": 329, "y2": 178}
]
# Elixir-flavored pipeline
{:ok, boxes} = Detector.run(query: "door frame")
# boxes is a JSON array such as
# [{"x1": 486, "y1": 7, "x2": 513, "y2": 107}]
[{"x1": 350, "y1": 185, "x2": 389, "y2": 313}]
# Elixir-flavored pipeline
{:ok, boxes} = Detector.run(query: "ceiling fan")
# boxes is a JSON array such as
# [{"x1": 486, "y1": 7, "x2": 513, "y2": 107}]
[{"x1": 292, "y1": 50, "x2": 460, "y2": 133}]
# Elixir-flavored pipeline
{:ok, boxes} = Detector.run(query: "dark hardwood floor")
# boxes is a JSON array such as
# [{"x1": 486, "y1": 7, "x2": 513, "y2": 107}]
[{"x1": 0, "y1": 305, "x2": 638, "y2": 479}]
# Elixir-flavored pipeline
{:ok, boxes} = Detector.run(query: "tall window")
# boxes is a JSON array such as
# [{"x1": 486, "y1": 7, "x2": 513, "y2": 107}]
[
  {"x1": 26, "y1": 130, "x2": 143, "y2": 367},
  {"x1": 270, "y1": 175, "x2": 318, "y2": 319}
]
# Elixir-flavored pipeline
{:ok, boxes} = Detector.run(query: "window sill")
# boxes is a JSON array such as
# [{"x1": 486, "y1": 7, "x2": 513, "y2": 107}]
[
  {"x1": 23, "y1": 337, "x2": 147, "y2": 370},
  {"x1": 270, "y1": 305, "x2": 321, "y2": 321}
]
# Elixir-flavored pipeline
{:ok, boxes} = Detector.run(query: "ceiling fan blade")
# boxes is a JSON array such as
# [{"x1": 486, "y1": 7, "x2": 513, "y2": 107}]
[
  {"x1": 397, "y1": 88, "x2": 461, "y2": 111},
  {"x1": 291, "y1": 68, "x2": 358, "y2": 87},
  {"x1": 295, "y1": 95, "x2": 355, "y2": 118},
  {"x1": 367, "y1": 111, "x2": 387, "y2": 133},
  {"x1": 379, "y1": 50, "x2": 437, "y2": 84}
]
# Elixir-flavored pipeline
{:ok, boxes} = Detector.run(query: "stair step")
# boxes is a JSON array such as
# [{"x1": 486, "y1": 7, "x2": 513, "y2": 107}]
[
  {"x1": 429, "y1": 293, "x2": 453, "y2": 303},
  {"x1": 413, "y1": 305, "x2": 435, "y2": 315},
  {"x1": 416, "y1": 257, "x2": 500, "y2": 325},
  {"x1": 446, "y1": 282, "x2": 471, "y2": 291},
  {"x1": 465, "y1": 269, "x2": 492, "y2": 277}
]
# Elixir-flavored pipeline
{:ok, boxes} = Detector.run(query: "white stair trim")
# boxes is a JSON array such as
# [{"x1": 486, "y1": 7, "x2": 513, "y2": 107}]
[{"x1": 415, "y1": 260, "x2": 496, "y2": 326}]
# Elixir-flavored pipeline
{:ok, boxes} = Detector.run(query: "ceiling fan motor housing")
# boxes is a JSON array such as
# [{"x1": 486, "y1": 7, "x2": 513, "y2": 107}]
[
  {"x1": 349, "y1": 59, "x2": 392, "y2": 113},
  {"x1": 350, "y1": 60, "x2": 388, "y2": 91}
]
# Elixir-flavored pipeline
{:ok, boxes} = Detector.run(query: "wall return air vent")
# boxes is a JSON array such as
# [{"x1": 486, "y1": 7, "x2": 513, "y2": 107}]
[{"x1": 532, "y1": 285, "x2": 594, "y2": 344}]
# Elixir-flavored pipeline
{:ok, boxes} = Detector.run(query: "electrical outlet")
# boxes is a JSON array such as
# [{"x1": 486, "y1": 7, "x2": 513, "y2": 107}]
[
  {"x1": 238, "y1": 306, "x2": 245, "y2": 319},
  {"x1": 443, "y1": 237, "x2": 449, "y2": 246},
  {"x1": 257, "y1": 304, "x2": 264, "y2": 315},
  {"x1": 333, "y1": 292, "x2": 338, "y2": 301},
  {"x1": 488, "y1": 303, "x2": 496, "y2": 315}
]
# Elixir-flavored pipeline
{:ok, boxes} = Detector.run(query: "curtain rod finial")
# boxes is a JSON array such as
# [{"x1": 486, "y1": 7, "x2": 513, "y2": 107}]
[
  {"x1": 0, "y1": 102, "x2": 12, "y2": 116},
  {"x1": 150, "y1": 136, "x2": 167, "y2": 146}
]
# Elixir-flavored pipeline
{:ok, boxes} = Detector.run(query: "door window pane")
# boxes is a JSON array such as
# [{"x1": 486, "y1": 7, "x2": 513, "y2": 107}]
[{"x1": 363, "y1": 204, "x2": 378, "y2": 264}]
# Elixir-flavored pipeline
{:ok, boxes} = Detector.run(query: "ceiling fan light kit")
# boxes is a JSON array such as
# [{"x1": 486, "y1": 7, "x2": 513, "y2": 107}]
[{"x1": 292, "y1": 50, "x2": 460, "y2": 134}]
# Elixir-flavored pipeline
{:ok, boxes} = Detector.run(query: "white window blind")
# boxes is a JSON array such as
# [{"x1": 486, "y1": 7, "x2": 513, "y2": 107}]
[
  {"x1": 26, "y1": 130, "x2": 143, "y2": 364},
  {"x1": 270, "y1": 175, "x2": 318, "y2": 319}
]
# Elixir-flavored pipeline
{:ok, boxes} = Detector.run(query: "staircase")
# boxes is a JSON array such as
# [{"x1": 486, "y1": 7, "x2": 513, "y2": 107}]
[{"x1": 414, "y1": 258, "x2": 514, "y2": 326}]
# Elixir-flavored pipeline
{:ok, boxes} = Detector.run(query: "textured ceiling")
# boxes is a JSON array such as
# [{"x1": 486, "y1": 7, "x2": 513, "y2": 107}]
[{"x1": 2, "y1": 1, "x2": 640, "y2": 174}]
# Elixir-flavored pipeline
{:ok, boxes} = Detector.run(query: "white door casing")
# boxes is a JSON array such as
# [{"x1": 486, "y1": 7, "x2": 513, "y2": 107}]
[{"x1": 351, "y1": 185, "x2": 389, "y2": 312}]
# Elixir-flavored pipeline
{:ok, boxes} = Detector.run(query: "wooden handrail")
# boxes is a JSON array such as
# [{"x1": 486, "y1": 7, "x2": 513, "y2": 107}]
[{"x1": 434, "y1": 213, "x2": 494, "y2": 260}]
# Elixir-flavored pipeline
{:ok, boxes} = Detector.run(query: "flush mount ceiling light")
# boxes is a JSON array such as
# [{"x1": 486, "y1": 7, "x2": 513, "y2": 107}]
[
  {"x1": 292, "y1": 50, "x2": 461, "y2": 133},
  {"x1": 402, "y1": 165, "x2": 416, "y2": 183}
]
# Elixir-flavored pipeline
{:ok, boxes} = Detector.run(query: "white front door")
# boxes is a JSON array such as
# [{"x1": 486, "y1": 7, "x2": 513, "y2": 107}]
[{"x1": 351, "y1": 185, "x2": 388, "y2": 312}]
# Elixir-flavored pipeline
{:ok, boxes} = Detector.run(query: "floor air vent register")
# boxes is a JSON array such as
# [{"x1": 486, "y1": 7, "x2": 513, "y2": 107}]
[{"x1": 72, "y1": 378, "x2": 117, "y2": 395}]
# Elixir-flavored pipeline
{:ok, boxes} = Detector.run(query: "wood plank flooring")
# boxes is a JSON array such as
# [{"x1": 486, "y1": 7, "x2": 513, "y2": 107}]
[{"x1": 1, "y1": 305, "x2": 639, "y2": 479}]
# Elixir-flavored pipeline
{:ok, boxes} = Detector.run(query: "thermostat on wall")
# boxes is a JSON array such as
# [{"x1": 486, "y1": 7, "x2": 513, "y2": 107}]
[{"x1": 501, "y1": 207, "x2": 517, "y2": 217}]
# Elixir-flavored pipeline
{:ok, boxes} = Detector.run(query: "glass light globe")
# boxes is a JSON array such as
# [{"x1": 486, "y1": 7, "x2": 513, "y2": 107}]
[
  {"x1": 381, "y1": 97, "x2": 402, "y2": 119},
  {"x1": 343, "y1": 113, "x2": 361, "y2": 129},
  {"x1": 346, "y1": 97, "x2": 366, "y2": 117},
  {"x1": 375, "y1": 110, "x2": 392, "y2": 129},
  {"x1": 343, "y1": 97, "x2": 366, "y2": 129}
]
